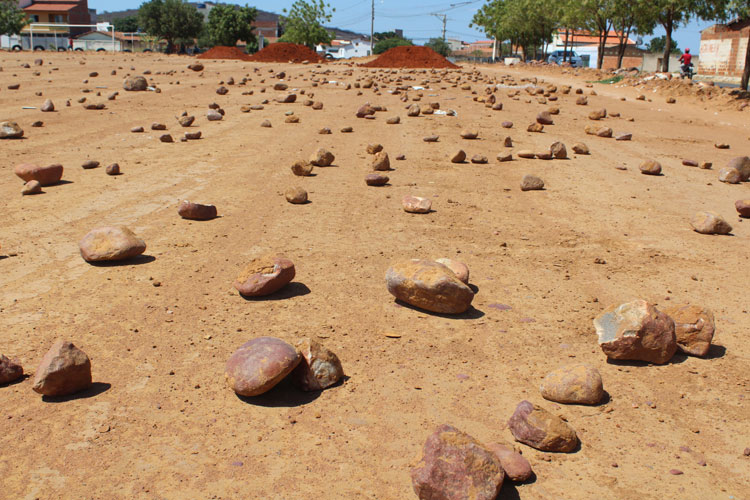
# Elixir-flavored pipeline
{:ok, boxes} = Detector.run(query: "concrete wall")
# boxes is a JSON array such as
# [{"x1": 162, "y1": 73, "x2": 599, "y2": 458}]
[
  {"x1": 699, "y1": 21, "x2": 750, "y2": 77},
  {"x1": 642, "y1": 53, "x2": 684, "y2": 72}
]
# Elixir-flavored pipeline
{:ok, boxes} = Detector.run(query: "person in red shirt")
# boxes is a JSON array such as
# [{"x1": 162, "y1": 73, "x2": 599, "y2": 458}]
[{"x1": 679, "y1": 48, "x2": 692, "y2": 68}]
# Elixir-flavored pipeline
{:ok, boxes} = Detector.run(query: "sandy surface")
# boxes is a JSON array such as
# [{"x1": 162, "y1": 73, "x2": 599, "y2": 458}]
[{"x1": 1, "y1": 52, "x2": 749, "y2": 500}]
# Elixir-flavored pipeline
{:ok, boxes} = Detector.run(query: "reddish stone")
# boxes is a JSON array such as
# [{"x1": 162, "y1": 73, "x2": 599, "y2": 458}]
[
  {"x1": 507, "y1": 400, "x2": 578, "y2": 452},
  {"x1": 291, "y1": 338, "x2": 344, "y2": 391},
  {"x1": 178, "y1": 200, "x2": 217, "y2": 220},
  {"x1": 0, "y1": 354, "x2": 23, "y2": 385},
  {"x1": 365, "y1": 174, "x2": 389, "y2": 186},
  {"x1": 486, "y1": 443, "x2": 533, "y2": 482},
  {"x1": 736, "y1": 199, "x2": 750, "y2": 218},
  {"x1": 14, "y1": 163, "x2": 63, "y2": 186},
  {"x1": 79, "y1": 226, "x2": 146, "y2": 262},
  {"x1": 32, "y1": 340, "x2": 92, "y2": 396},
  {"x1": 234, "y1": 255, "x2": 295, "y2": 297},
  {"x1": 225, "y1": 337, "x2": 301, "y2": 396}
]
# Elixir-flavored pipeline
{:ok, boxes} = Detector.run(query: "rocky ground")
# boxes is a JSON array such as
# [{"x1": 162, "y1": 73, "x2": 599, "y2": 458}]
[{"x1": 1, "y1": 51, "x2": 749, "y2": 500}]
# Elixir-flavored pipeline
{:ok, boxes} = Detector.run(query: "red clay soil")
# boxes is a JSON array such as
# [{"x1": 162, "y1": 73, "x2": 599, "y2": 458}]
[
  {"x1": 198, "y1": 46, "x2": 251, "y2": 60},
  {"x1": 361, "y1": 45, "x2": 459, "y2": 69},
  {"x1": 246, "y1": 42, "x2": 324, "y2": 63}
]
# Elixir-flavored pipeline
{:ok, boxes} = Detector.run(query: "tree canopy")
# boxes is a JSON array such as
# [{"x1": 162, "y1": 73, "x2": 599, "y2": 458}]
[
  {"x1": 0, "y1": 0, "x2": 27, "y2": 37},
  {"x1": 279, "y1": 0, "x2": 334, "y2": 49},
  {"x1": 205, "y1": 3, "x2": 257, "y2": 47},
  {"x1": 113, "y1": 15, "x2": 140, "y2": 33},
  {"x1": 373, "y1": 36, "x2": 412, "y2": 55},
  {"x1": 138, "y1": 0, "x2": 203, "y2": 53},
  {"x1": 647, "y1": 34, "x2": 680, "y2": 53},
  {"x1": 425, "y1": 38, "x2": 451, "y2": 57}
]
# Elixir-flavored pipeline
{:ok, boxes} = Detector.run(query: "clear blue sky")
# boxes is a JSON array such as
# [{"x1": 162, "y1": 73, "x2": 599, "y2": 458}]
[{"x1": 92, "y1": 0, "x2": 718, "y2": 53}]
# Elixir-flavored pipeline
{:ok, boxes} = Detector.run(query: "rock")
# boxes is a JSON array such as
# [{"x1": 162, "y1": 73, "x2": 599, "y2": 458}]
[
  {"x1": 460, "y1": 129, "x2": 479, "y2": 139},
  {"x1": 151, "y1": 123, "x2": 166, "y2": 131},
  {"x1": 81, "y1": 160, "x2": 100, "y2": 170},
  {"x1": 159, "y1": 134, "x2": 173, "y2": 143},
  {"x1": 234, "y1": 255, "x2": 295, "y2": 297},
  {"x1": 356, "y1": 104, "x2": 375, "y2": 118},
  {"x1": 497, "y1": 153, "x2": 512, "y2": 162},
  {"x1": 411, "y1": 424, "x2": 504, "y2": 500},
  {"x1": 691, "y1": 211, "x2": 732, "y2": 235},
  {"x1": 178, "y1": 200, "x2": 217, "y2": 220},
  {"x1": 639, "y1": 160, "x2": 662, "y2": 175},
  {"x1": 662, "y1": 304, "x2": 715, "y2": 357},
  {"x1": 736, "y1": 199, "x2": 750, "y2": 218},
  {"x1": 536, "y1": 111, "x2": 553, "y2": 125},
  {"x1": 185, "y1": 131, "x2": 201, "y2": 140},
  {"x1": 310, "y1": 148, "x2": 334, "y2": 166},
  {"x1": 596, "y1": 127, "x2": 613, "y2": 138},
  {"x1": 507, "y1": 400, "x2": 578, "y2": 452},
  {"x1": 407, "y1": 104, "x2": 421, "y2": 116},
  {"x1": 517, "y1": 150, "x2": 536, "y2": 159},
  {"x1": 14, "y1": 163, "x2": 63, "y2": 186},
  {"x1": 501, "y1": 121, "x2": 513, "y2": 128},
  {"x1": 486, "y1": 443, "x2": 533, "y2": 482},
  {"x1": 718, "y1": 167, "x2": 741, "y2": 184},
  {"x1": 285, "y1": 115, "x2": 300, "y2": 124},
  {"x1": 312, "y1": 101, "x2": 323, "y2": 110},
  {"x1": 0, "y1": 354, "x2": 23, "y2": 385},
  {"x1": 550, "y1": 142, "x2": 567, "y2": 159},
  {"x1": 83, "y1": 103, "x2": 106, "y2": 111},
  {"x1": 41, "y1": 99, "x2": 54, "y2": 112},
  {"x1": 291, "y1": 160, "x2": 314, "y2": 176},
  {"x1": 341, "y1": 126, "x2": 353, "y2": 133},
  {"x1": 274, "y1": 82, "x2": 288, "y2": 91},
  {"x1": 216, "y1": 86, "x2": 229, "y2": 95},
  {"x1": 31, "y1": 121, "x2": 43, "y2": 128},
  {"x1": 588, "y1": 109, "x2": 607, "y2": 120},
  {"x1": 260, "y1": 119, "x2": 271, "y2": 127},
  {"x1": 319, "y1": 127, "x2": 331, "y2": 134},
  {"x1": 178, "y1": 115, "x2": 195, "y2": 127},
  {"x1": 207, "y1": 110, "x2": 223, "y2": 121},
  {"x1": 576, "y1": 96, "x2": 588, "y2": 105},
  {"x1": 386, "y1": 259, "x2": 474, "y2": 314},
  {"x1": 615, "y1": 133, "x2": 632, "y2": 141},
  {"x1": 131, "y1": 126, "x2": 144, "y2": 133},
  {"x1": 434, "y1": 258, "x2": 469, "y2": 284},
  {"x1": 285, "y1": 186, "x2": 308, "y2": 204},
  {"x1": 594, "y1": 299, "x2": 677, "y2": 364},
  {"x1": 402, "y1": 195, "x2": 431, "y2": 214},
  {"x1": 520, "y1": 175, "x2": 544, "y2": 191},
  {"x1": 471, "y1": 154, "x2": 488, "y2": 164},
  {"x1": 225, "y1": 337, "x2": 301, "y2": 396},
  {"x1": 540, "y1": 364, "x2": 604, "y2": 405},
  {"x1": 365, "y1": 173, "x2": 389, "y2": 186},
  {"x1": 366, "y1": 143, "x2": 383, "y2": 154},
  {"x1": 536, "y1": 151, "x2": 553, "y2": 160},
  {"x1": 32, "y1": 340, "x2": 92, "y2": 397},
  {"x1": 423, "y1": 135, "x2": 439, "y2": 142},
  {"x1": 123, "y1": 76, "x2": 148, "y2": 91},
  {"x1": 79, "y1": 226, "x2": 146, "y2": 262},
  {"x1": 276, "y1": 93, "x2": 295, "y2": 103},
  {"x1": 105, "y1": 163, "x2": 120, "y2": 175},
  {"x1": 22, "y1": 180, "x2": 42, "y2": 195},
  {"x1": 503, "y1": 136, "x2": 513, "y2": 147},
  {"x1": 727, "y1": 156, "x2": 750, "y2": 181},
  {"x1": 572, "y1": 143, "x2": 589, "y2": 154},
  {"x1": 527, "y1": 123, "x2": 544, "y2": 133},
  {"x1": 715, "y1": 142, "x2": 729, "y2": 149},
  {"x1": 0, "y1": 121, "x2": 24, "y2": 139},
  {"x1": 291, "y1": 338, "x2": 344, "y2": 391},
  {"x1": 372, "y1": 152, "x2": 391, "y2": 171},
  {"x1": 188, "y1": 63, "x2": 204, "y2": 71},
  {"x1": 386, "y1": 116, "x2": 400, "y2": 124}
]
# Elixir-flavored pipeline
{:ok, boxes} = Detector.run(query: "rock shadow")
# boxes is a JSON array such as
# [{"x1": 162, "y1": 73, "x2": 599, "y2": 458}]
[
  {"x1": 240, "y1": 282, "x2": 311, "y2": 301},
  {"x1": 394, "y1": 300, "x2": 485, "y2": 320},
  {"x1": 1, "y1": 374, "x2": 29, "y2": 388},
  {"x1": 704, "y1": 344, "x2": 726, "y2": 359},
  {"x1": 42, "y1": 382, "x2": 111, "y2": 403},
  {"x1": 236, "y1": 378, "x2": 321, "y2": 408},
  {"x1": 87, "y1": 254, "x2": 156, "y2": 267},
  {"x1": 606, "y1": 355, "x2": 686, "y2": 367}
]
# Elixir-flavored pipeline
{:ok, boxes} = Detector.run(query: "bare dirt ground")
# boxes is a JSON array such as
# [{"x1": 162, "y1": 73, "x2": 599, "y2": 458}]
[{"x1": 1, "y1": 52, "x2": 748, "y2": 500}]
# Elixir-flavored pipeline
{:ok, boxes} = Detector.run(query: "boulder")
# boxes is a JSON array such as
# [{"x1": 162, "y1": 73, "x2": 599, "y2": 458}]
[
  {"x1": 497, "y1": 153, "x2": 512, "y2": 162},
  {"x1": 81, "y1": 160, "x2": 100, "y2": 170},
  {"x1": 594, "y1": 299, "x2": 677, "y2": 364},
  {"x1": 291, "y1": 338, "x2": 344, "y2": 391},
  {"x1": 486, "y1": 443, "x2": 533, "y2": 482},
  {"x1": 691, "y1": 211, "x2": 732, "y2": 235},
  {"x1": 207, "y1": 110, "x2": 223, "y2": 121},
  {"x1": 225, "y1": 337, "x2": 301, "y2": 396},
  {"x1": 79, "y1": 226, "x2": 146, "y2": 263},
  {"x1": 356, "y1": 104, "x2": 375, "y2": 118},
  {"x1": 471, "y1": 154, "x2": 488, "y2": 164},
  {"x1": 0, "y1": 354, "x2": 23, "y2": 385},
  {"x1": 123, "y1": 76, "x2": 148, "y2": 91},
  {"x1": 663, "y1": 304, "x2": 715, "y2": 357},
  {"x1": 310, "y1": 148, "x2": 334, "y2": 167},
  {"x1": 520, "y1": 175, "x2": 544, "y2": 191},
  {"x1": 385, "y1": 259, "x2": 474, "y2": 314},
  {"x1": 727, "y1": 156, "x2": 750, "y2": 181},
  {"x1": 402, "y1": 195, "x2": 431, "y2": 214},
  {"x1": 540, "y1": 364, "x2": 604, "y2": 405},
  {"x1": 188, "y1": 63, "x2": 204, "y2": 72},
  {"x1": 434, "y1": 258, "x2": 469, "y2": 284},
  {"x1": 550, "y1": 142, "x2": 567, "y2": 159},
  {"x1": 407, "y1": 104, "x2": 421, "y2": 116},
  {"x1": 32, "y1": 340, "x2": 92, "y2": 396},
  {"x1": 285, "y1": 186, "x2": 308, "y2": 204},
  {"x1": 178, "y1": 115, "x2": 195, "y2": 127},
  {"x1": 588, "y1": 108, "x2": 607, "y2": 120},
  {"x1": 507, "y1": 400, "x2": 578, "y2": 452},
  {"x1": 365, "y1": 174, "x2": 389, "y2": 186},
  {"x1": 639, "y1": 160, "x2": 662, "y2": 175},
  {"x1": 0, "y1": 121, "x2": 24, "y2": 139},
  {"x1": 234, "y1": 255, "x2": 295, "y2": 297},
  {"x1": 366, "y1": 143, "x2": 383, "y2": 154},
  {"x1": 450, "y1": 150, "x2": 467, "y2": 163},
  {"x1": 718, "y1": 167, "x2": 741, "y2": 184},
  {"x1": 372, "y1": 151, "x2": 391, "y2": 171},
  {"x1": 291, "y1": 160, "x2": 314, "y2": 176},
  {"x1": 517, "y1": 150, "x2": 536, "y2": 159},
  {"x1": 386, "y1": 116, "x2": 400, "y2": 124},
  {"x1": 527, "y1": 123, "x2": 544, "y2": 133},
  {"x1": 178, "y1": 200, "x2": 217, "y2": 220},
  {"x1": 736, "y1": 199, "x2": 750, "y2": 218},
  {"x1": 411, "y1": 424, "x2": 504, "y2": 500}
]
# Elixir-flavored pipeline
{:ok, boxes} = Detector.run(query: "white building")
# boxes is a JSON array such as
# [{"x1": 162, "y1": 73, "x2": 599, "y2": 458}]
[{"x1": 316, "y1": 38, "x2": 371, "y2": 59}]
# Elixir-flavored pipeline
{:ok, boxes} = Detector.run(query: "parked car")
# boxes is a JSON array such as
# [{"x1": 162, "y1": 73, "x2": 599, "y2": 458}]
[{"x1": 547, "y1": 50, "x2": 584, "y2": 67}]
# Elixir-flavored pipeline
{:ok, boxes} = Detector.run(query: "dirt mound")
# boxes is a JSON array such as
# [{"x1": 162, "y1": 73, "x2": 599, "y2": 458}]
[
  {"x1": 198, "y1": 46, "x2": 251, "y2": 60},
  {"x1": 246, "y1": 42, "x2": 324, "y2": 63},
  {"x1": 361, "y1": 46, "x2": 459, "y2": 69}
]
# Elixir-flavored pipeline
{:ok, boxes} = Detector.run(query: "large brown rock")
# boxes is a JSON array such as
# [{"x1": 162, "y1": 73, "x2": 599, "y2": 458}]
[
  {"x1": 594, "y1": 300, "x2": 677, "y2": 364},
  {"x1": 540, "y1": 364, "x2": 604, "y2": 405},
  {"x1": 691, "y1": 211, "x2": 732, "y2": 235},
  {"x1": 14, "y1": 163, "x2": 63, "y2": 186},
  {"x1": 727, "y1": 156, "x2": 750, "y2": 181},
  {"x1": 310, "y1": 148, "x2": 334, "y2": 167},
  {"x1": 663, "y1": 304, "x2": 715, "y2": 357},
  {"x1": 718, "y1": 167, "x2": 741, "y2": 184},
  {"x1": 285, "y1": 186, "x2": 308, "y2": 204},
  {"x1": 123, "y1": 76, "x2": 148, "y2": 91},
  {"x1": 178, "y1": 200, "x2": 217, "y2": 220},
  {"x1": 451, "y1": 150, "x2": 467, "y2": 163},
  {"x1": 411, "y1": 424, "x2": 504, "y2": 500},
  {"x1": 402, "y1": 195, "x2": 431, "y2": 213},
  {"x1": 486, "y1": 443, "x2": 533, "y2": 482},
  {"x1": 234, "y1": 255, "x2": 295, "y2": 297},
  {"x1": 225, "y1": 337, "x2": 301, "y2": 396},
  {"x1": 736, "y1": 199, "x2": 750, "y2": 218},
  {"x1": 550, "y1": 142, "x2": 567, "y2": 159},
  {"x1": 386, "y1": 259, "x2": 474, "y2": 314},
  {"x1": 639, "y1": 160, "x2": 662, "y2": 175},
  {"x1": 536, "y1": 111, "x2": 554, "y2": 125},
  {"x1": 365, "y1": 173, "x2": 389, "y2": 186},
  {"x1": 507, "y1": 400, "x2": 578, "y2": 452},
  {"x1": 291, "y1": 160, "x2": 314, "y2": 176},
  {"x1": 0, "y1": 354, "x2": 23, "y2": 385},
  {"x1": 79, "y1": 226, "x2": 146, "y2": 262},
  {"x1": 291, "y1": 338, "x2": 344, "y2": 391},
  {"x1": 372, "y1": 151, "x2": 391, "y2": 171},
  {"x1": 1, "y1": 121, "x2": 24, "y2": 138},
  {"x1": 32, "y1": 340, "x2": 92, "y2": 396},
  {"x1": 520, "y1": 175, "x2": 544, "y2": 191}
]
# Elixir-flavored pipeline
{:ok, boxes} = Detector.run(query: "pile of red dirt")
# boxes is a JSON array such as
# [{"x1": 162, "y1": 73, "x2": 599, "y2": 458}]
[
  {"x1": 197, "y1": 46, "x2": 251, "y2": 60},
  {"x1": 246, "y1": 42, "x2": 324, "y2": 63},
  {"x1": 361, "y1": 45, "x2": 459, "y2": 69}
]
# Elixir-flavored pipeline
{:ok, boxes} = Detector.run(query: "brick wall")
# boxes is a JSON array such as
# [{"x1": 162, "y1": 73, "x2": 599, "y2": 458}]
[
  {"x1": 699, "y1": 21, "x2": 750, "y2": 77},
  {"x1": 601, "y1": 55, "x2": 642, "y2": 69}
]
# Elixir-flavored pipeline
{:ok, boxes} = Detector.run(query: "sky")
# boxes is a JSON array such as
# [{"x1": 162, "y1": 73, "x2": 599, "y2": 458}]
[{"x1": 92, "y1": 0, "x2": 717, "y2": 54}]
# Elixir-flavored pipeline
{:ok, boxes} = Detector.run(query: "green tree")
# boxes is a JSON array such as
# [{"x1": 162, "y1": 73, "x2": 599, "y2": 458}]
[
  {"x1": 113, "y1": 15, "x2": 140, "y2": 33},
  {"x1": 373, "y1": 31, "x2": 398, "y2": 41},
  {"x1": 0, "y1": 0, "x2": 26, "y2": 37},
  {"x1": 279, "y1": 0, "x2": 334, "y2": 49},
  {"x1": 373, "y1": 36, "x2": 412, "y2": 54},
  {"x1": 205, "y1": 3, "x2": 257, "y2": 47},
  {"x1": 425, "y1": 37, "x2": 451, "y2": 56},
  {"x1": 647, "y1": 34, "x2": 680, "y2": 53},
  {"x1": 138, "y1": 0, "x2": 203, "y2": 53},
  {"x1": 611, "y1": 0, "x2": 656, "y2": 68}
]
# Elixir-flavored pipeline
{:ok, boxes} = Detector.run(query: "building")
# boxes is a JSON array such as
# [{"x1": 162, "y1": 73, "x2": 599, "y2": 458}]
[
  {"x1": 699, "y1": 19, "x2": 750, "y2": 78},
  {"x1": 0, "y1": 1, "x2": 93, "y2": 50},
  {"x1": 316, "y1": 38, "x2": 371, "y2": 59},
  {"x1": 549, "y1": 29, "x2": 638, "y2": 68},
  {"x1": 73, "y1": 30, "x2": 152, "y2": 52}
]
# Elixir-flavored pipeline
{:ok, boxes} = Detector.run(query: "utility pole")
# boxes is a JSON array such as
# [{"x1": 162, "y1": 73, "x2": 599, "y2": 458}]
[
  {"x1": 431, "y1": 13, "x2": 447, "y2": 41},
  {"x1": 370, "y1": 0, "x2": 374, "y2": 55}
]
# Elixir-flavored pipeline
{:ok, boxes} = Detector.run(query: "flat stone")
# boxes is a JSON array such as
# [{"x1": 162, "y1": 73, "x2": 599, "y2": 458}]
[
  {"x1": 234, "y1": 255, "x2": 295, "y2": 297},
  {"x1": 32, "y1": 340, "x2": 92, "y2": 396},
  {"x1": 517, "y1": 150, "x2": 536, "y2": 159},
  {"x1": 365, "y1": 173, "x2": 389, "y2": 186},
  {"x1": 79, "y1": 226, "x2": 146, "y2": 262},
  {"x1": 81, "y1": 160, "x2": 100, "y2": 169},
  {"x1": 178, "y1": 200, "x2": 217, "y2": 220},
  {"x1": 225, "y1": 337, "x2": 301, "y2": 396},
  {"x1": 178, "y1": 115, "x2": 195, "y2": 127},
  {"x1": 540, "y1": 364, "x2": 604, "y2": 405},
  {"x1": 207, "y1": 110, "x2": 223, "y2": 121},
  {"x1": 386, "y1": 259, "x2": 474, "y2": 314},
  {"x1": 536, "y1": 111, "x2": 554, "y2": 125},
  {"x1": 594, "y1": 299, "x2": 677, "y2": 364},
  {"x1": 0, "y1": 354, "x2": 23, "y2": 385},
  {"x1": 291, "y1": 338, "x2": 344, "y2": 391},
  {"x1": 501, "y1": 121, "x2": 513, "y2": 128},
  {"x1": 507, "y1": 400, "x2": 578, "y2": 452},
  {"x1": 663, "y1": 304, "x2": 715, "y2": 357},
  {"x1": 423, "y1": 135, "x2": 439, "y2": 142},
  {"x1": 497, "y1": 153, "x2": 512, "y2": 162},
  {"x1": 471, "y1": 154, "x2": 488, "y2": 164},
  {"x1": 460, "y1": 129, "x2": 479, "y2": 139},
  {"x1": 691, "y1": 211, "x2": 732, "y2": 235},
  {"x1": 527, "y1": 123, "x2": 544, "y2": 133}
]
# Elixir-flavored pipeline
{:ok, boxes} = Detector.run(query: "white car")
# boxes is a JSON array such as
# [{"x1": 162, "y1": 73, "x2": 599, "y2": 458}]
[{"x1": 547, "y1": 50, "x2": 584, "y2": 68}]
